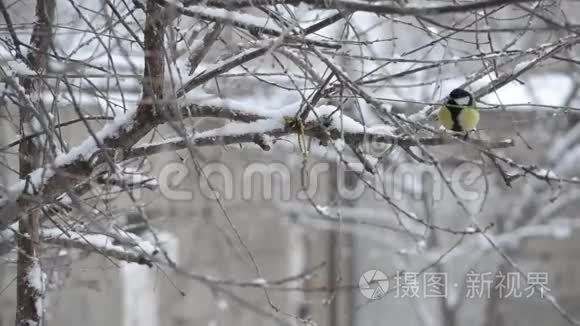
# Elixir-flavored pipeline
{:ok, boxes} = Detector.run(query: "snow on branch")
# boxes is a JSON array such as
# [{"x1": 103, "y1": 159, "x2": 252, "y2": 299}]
[
  {"x1": 181, "y1": 0, "x2": 536, "y2": 15},
  {"x1": 41, "y1": 228, "x2": 160, "y2": 266},
  {"x1": 126, "y1": 119, "x2": 285, "y2": 158},
  {"x1": 0, "y1": 223, "x2": 17, "y2": 256},
  {"x1": 126, "y1": 104, "x2": 514, "y2": 159},
  {"x1": 153, "y1": 0, "x2": 341, "y2": 49},
  {"x1": 176, "y1": 90, "x2": 270, "y2": 122},
  {"x1": 0, "y1": 107, "x2": 139, "y2": 227},
  {"x1": 156, "y1": 0, "x2": 283, "y2": 35}
]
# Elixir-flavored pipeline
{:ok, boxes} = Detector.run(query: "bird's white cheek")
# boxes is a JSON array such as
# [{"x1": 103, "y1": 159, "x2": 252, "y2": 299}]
[{"x1": 455, "y1": 97, "x2": 470, "y2": 106}]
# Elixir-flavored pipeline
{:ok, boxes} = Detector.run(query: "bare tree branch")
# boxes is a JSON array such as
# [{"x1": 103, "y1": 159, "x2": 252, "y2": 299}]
[{"x1": 180, "y1": 0, "x2": 536, "y2": 14}]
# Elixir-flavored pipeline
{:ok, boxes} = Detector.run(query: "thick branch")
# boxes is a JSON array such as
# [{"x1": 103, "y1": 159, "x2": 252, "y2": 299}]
[
  {"x1": 182, "y1": 0, "x2": 535, "y2": 14},
  {"x1": 125, "y1": 118, "x2": 514, "y2": 159}
]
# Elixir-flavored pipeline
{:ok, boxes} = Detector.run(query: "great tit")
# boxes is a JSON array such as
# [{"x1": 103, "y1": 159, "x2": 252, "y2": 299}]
[{"x1": 438, "y1": 88, "x2": 479, "y2": 135}]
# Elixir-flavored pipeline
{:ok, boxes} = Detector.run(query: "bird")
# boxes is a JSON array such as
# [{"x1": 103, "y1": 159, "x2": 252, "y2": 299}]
[{"x1": 438, "y1": 88, "x2": 480, "y2": 137}]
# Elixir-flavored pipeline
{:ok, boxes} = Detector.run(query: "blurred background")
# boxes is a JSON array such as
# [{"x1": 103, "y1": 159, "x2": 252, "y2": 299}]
[{"x1": 2, "y1": 0, "x2": 580, "y2": 325}]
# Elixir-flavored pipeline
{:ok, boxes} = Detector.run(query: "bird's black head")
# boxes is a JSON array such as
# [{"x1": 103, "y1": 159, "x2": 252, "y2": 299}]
[{"x1": 447, "y1": 88, "x2": 473, "y2": 106}]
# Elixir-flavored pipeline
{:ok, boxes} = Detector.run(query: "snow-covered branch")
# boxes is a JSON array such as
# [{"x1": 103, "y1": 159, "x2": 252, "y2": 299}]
[
  {"x1": 42, "y1": 228, "x2": 160, "y2": 266},
  {"x1": 126, "y1": 105, "x2": 514, "y2": 159},
  {"x1": 180, "y1": 0, "x2": 535, "y2": 14}
]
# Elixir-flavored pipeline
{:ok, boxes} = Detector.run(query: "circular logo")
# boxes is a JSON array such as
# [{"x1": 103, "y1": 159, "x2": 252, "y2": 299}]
[{"x1": 359, "y1": 269, "x2": 389, "y2": 300}]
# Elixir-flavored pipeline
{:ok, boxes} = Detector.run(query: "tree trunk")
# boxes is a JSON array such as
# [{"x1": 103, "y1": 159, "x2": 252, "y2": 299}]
[{"x1": 16, "y1": 0, "x2": 55, "y2": 325}]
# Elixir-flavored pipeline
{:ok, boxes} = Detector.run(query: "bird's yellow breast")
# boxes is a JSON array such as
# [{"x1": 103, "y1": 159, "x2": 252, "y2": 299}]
[
  {"x1": 458, "y1": 107, "x2": 480, "y2": 131},
  {"x1": 438, "y1": 106, "x2": 454, "y2": 130},
  {"x1": 438, "y1": 105, "x2": 479, "y2": 132}
]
